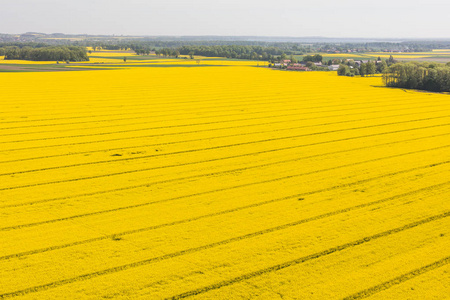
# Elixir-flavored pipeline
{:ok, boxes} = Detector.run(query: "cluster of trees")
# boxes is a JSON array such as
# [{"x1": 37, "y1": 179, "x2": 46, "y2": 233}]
[
  {"x1": 1, "y1": 46, "x2": 88, "y2": 61},
  {"x1": 383, "y1": 62, "x2": 450, "y2": 92},
  {"x1": 338, "y1": 61, "x2": 379, "y2": 77},
  {"x1": 338, "y1": 55, "x2": 397, "y2": 77},
  {"x1": 155, "y1": 48, "x2": 181, "y2": 57},
  {"x1": 302, "y1": 54, "x2": 323, "y2": 62},
  {"x1": 134, "y1": 48, "x2": 154, "y2": 55}
]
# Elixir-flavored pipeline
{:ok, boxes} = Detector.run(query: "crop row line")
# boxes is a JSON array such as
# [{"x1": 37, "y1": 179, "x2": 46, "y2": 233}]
[
  {"x1": 0, "y1": 92, "x2": 328, "y2": 127},
  {"x1": 0, "y1": 93, "x2": 435, "y2": 135},
  {"x1": 0, "y1": 88, "x2": 422, "y2": 121},
  {"x1": 3, "y1": 136, "x2": 449, "y2": 230},
  {"x1": 1, "y1": 210, "x2": 447, "y2": 299},
  {"x1": 0, "y1": 84, "x2": 386, "y2": 123},
  {"x1": 3, "y1": 106, "x2": 449, "y2": 174},
  {"x1": 3, "y1": 99, "x2": 448, "y2": 139},
  {"x1": 1, "y1": 177, "x2": 448, "y2": 262},
  {"x1": 0, "y1": 79, "x2": 269, "y2": 106},
  {"x1": 343, "y1": 256, "x2": 450, "y2": 299},
  {"x1": 3, "y1": 104, "x2": 449, "y2": 156},
  {"x1": 167, "y1": 211, "x2": 450, "y2": 299},
  {"x1": 0, "y1": 87, "x2": 389, "y2": 126},
  {"x1": 2, "y1": 126, "x2": 448, "y2": 209},
  {"x1": 0, "y1": 78, "x2": 293, "y2": 108},
  {"x1": 1, "y1": 114, "x2": 448, "y2": 178}
]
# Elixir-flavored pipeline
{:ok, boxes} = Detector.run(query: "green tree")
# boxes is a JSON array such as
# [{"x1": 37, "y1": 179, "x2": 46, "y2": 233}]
[
  {"x1": 360, "y1": 63, "x2": 367, "y2": 77},
  {"x1": 289, "y1": 55, "x2": 297, "y2": 63},
  {"x1": 366, "y1": 61, "x2": 376, "y2": 76},
  {"x1": 337, "y1": 64, "x2": 350, "y2": 76},
  {"x1": 305, "y1": 62, "x2": 316, "y2": 70},
  {"x1": 302, "y1": 55, "x2": 314, "y2": 62},
  {"x1": 388, "y1": 55, "x2": 396, "y2": 65},
  {"x1": 377, "y1": 61, "x2": 388, "y2": 73},
  {"x1": 313, "y1": 54, "x2": 323, "y2": 62}
]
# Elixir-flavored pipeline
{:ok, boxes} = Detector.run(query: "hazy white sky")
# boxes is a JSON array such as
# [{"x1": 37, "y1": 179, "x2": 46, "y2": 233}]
[{"x1": 1, "y1": 0, "x2": 449, "y2": 38}]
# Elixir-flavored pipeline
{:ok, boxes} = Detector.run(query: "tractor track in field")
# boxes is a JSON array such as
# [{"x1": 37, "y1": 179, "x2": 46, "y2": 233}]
[
  {"x1": 1, "y1": 94, "x2": 444, "y2": 143},
  {"x1": 167, "y1": 212, "x2": 450, "y2": 299},
  {"x1": 0, "y1": 109, "x2": 448, "y2": 175},
  {"x1": 1, "y1": 180, "x2": 449, "y2": 262},
  {"x1": 1, "y1": 212, "x2": 447, "y2": 299},
  {"x1": 1, "y1": 130, "x2": 450, "y2": 223},
  {"x1": 2, "y1": 108, "x2": 449, "y2": 163},
  {"x1": 0, "y1": 89, "x2": 384, "y2": 125},
  {"x1": 1, "y1": 114, "x2": 450, "y2": 178},
  {"x1": 342, "y1": 256, "x2": 450, "y2": 299},
  {"x1": 0, "y1": 79, "x2": 295, "y2": 109},
  {"x1": 0, "y1": 88, "x2": 429, "y2": 120},
  {"x1": 2, "y1": 99, "x2": 448, "y2": 140},
  {"x1": 2, "y1": 127, "x2": 449, "y2": 209},
  {"x1": 0, "y1": 81, "x2": 263, "y2": 108},
  {"x1": 0, "y1": 86, "x2": 442, "y2": 124},
  {"x1": 2, "y1": 131, "x2": 450, "y2": 193},
  {"x1": 0, "y1": 93, "x2": 400, "y2": 128},
  {"x1": 0, "y1": 93, "x2": 330, "y2": 129},
  {"x1": 2, "y1": 136, "x2": 449, "y2": 230}
]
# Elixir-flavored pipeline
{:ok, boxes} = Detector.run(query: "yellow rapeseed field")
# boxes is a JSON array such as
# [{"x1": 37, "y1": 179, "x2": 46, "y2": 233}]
[{"x1": 0, "y1": 62, "x2": 449, "y2": 299}]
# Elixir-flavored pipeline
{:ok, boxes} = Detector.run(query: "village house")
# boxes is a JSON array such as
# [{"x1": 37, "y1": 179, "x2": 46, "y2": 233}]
[
  {"x1": 354, "y1": 60, "x2": 369, "y2": 67},
  {"x1": 328, "y1": 64, "x2": 340, "y2": 71},
  {"x1": 287, "y1": 65, "x2": 311, "y2": 71}
]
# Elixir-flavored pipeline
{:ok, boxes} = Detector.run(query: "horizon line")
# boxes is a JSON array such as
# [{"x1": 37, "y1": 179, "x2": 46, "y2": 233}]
[{"x1": 2, "y1": 32, "x2": 450, "y2": 41}]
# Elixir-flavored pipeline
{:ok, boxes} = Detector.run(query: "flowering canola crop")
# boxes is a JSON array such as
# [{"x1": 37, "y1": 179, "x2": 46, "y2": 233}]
[{"x1": 0, "y1": 63, "x2": 449, "y2": 299}]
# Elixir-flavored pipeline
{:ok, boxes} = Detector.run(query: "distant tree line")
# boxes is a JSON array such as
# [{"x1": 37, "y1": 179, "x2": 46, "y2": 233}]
[
  {"x1": 125, "y1": 45, "x2": 292, "y2": 61},
  {"x1": 5, "y1": 35, "x2": 450, "y2": 55},
  {"x1": 383, "y1": 62, "x2": 450, "y2": 92},
  {"x1": 317, "y1": 42, "x2": 432, "y2": 53},
  {"x1": 36, "y1": 40, "x2": 450, "y2": 54},
  {"x1": 176, "y1": 45, "x2": 287, "y2": 60},
  {"x1": 86, "y1": 41, "x2": 302, "y2": 54},
  {"x1": 0, "y1": 42, "x2": 51, "y2": 49},
  {"x1": 1, "y1": 46, "x2": 89, "y2": 61}
]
